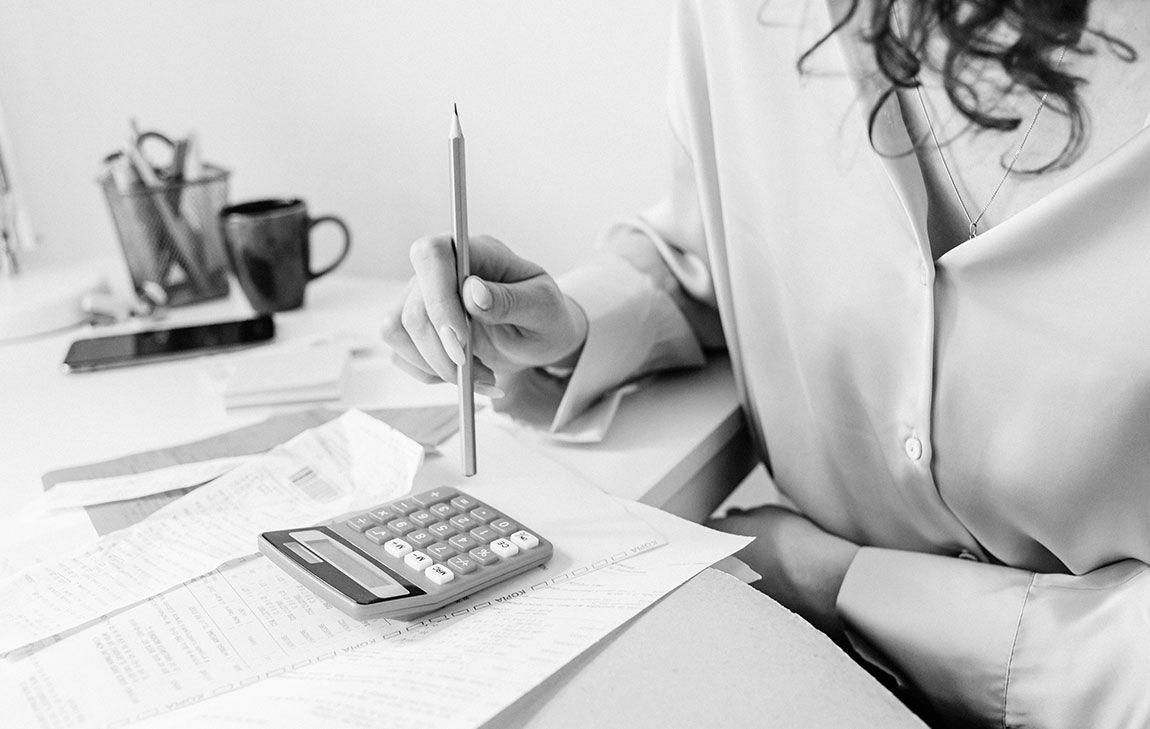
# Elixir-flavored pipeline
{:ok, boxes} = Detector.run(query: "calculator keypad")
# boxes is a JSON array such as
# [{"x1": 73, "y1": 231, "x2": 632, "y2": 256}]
[{"x1": 333, "y1": 487, "x2": 550, "y2": 607}]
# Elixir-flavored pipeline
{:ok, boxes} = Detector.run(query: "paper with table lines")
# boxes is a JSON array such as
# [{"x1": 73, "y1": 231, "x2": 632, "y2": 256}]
[{"x1": 0, "y1": 410, "x2": 423, "y2": 655}]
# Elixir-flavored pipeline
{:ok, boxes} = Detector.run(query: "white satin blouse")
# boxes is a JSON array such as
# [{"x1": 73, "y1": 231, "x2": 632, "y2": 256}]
[{"x1": 514, "y1": 1, "x2": 1150, "y2": 726}]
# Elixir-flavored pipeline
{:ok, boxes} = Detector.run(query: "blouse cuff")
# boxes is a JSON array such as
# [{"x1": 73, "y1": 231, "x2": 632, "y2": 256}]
[
  {"x1": 550, "y1": 261, "x2": 704, "y2": 431},
  {"x1": 836, "y1": 546, "x2": 1033, "y2": 723}
]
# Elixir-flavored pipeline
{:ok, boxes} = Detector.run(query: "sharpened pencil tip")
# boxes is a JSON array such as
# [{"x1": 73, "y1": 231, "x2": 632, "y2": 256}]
[{"x1": 454, "y1": 102, "x2": 458, "y2": 116}]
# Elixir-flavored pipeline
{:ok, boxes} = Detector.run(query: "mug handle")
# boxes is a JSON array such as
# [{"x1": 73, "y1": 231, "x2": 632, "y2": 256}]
[{"x1": 307, "y1": 215, "x2": 352, "y2": 280}]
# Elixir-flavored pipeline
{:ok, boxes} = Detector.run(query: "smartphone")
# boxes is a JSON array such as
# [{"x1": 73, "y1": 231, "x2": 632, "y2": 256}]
[{"x1": 62, "y1": 315, "x2": 275, "y2": 373}]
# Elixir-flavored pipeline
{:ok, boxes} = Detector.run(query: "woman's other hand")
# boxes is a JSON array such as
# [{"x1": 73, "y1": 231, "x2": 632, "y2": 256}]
[
  {"x1": 710, "y1": 505, "x2": 860, "y2": 640},
  {"x1": 382, "y1": 234, "x2": 588, "y2": 392}
]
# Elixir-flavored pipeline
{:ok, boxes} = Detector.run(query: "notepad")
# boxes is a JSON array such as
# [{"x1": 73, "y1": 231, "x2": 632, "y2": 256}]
[{"x1": 223, "y1": 343, "x2": 350, "y2": 408}]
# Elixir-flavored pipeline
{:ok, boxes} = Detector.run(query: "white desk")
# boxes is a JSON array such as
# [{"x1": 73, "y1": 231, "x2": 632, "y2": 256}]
[
  {"x1": 1, "y1": 274, "x2": 750, "y2": 519},
  {"x1": 0, "y1": 272, "x2": 924, "y2": 729}
]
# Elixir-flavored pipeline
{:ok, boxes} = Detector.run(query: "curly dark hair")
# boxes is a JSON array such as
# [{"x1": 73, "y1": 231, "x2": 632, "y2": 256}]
[{"x1": 785, "y1": 0, "x2": 1138, "y2": 173}]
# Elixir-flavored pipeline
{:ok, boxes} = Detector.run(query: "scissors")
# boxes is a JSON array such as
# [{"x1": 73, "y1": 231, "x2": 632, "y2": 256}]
[{"x1": 128, "y1": 122, "x2": 189, "y2": 183}]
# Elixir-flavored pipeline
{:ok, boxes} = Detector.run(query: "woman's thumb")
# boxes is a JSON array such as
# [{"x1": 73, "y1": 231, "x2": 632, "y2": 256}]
[{"x1": 463, "y1": 276, "x2": 511, "y2": 322}]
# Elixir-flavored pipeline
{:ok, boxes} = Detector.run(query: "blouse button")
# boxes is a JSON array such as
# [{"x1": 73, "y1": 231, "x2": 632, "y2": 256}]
[
  {"x1": 957, "y1": 550, "x2": 981, "y2": 562},
  {"x1": 904, "y1": 436, "x2": 923, "y2": 461}
]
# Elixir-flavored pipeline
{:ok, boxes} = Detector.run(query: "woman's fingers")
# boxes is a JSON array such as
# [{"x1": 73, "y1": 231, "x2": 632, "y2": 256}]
[
  {"x1": 383, "y1": 279, "x2": 503, "y2": 391},
  {"x1": 462, "y1": 274, "x2": 561, "y2": 330},
  {"x1": 390, "y1": 232, "x2": 578, "y2": 378},
  {"x1": 388, "y1": 351, "x2": 440, "y2": 384},
  {"x1": 381, "y1": 280, "x2": 444, "y2": 381},
  {"x1": 409, "y1": 235, "x2": 470, "y2": 367}
]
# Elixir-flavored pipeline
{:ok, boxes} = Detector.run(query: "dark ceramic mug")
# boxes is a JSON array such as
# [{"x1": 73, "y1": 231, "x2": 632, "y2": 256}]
[{"x1": 220, "y1": 198, "x2": 351, "y2": 312}]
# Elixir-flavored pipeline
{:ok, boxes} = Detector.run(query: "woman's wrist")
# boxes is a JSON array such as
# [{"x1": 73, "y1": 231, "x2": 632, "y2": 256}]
[{"x1": 711, "y1": 505, "x2": 860, "y2": 640}]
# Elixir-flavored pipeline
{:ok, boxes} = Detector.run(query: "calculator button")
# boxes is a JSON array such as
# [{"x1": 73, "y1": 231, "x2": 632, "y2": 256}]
[
  {"x1": 448, "y1": 534, "x2": 479, "y2": 552},
  {"x1": 489, "y1": 538, "x2": 519, "y2": 558},
  {"x1": 425, "y1": 563, "x2": 455, "y2": 585},
  {"x1": 509, "y1": 531, "x2": 540, "y2": 550},
  {"x1": 365, "y1": 526, "x2": 391, "y2": 544},
  {"x1": 404, "y1": 551, "x2": 433, "y2": 571},
  {"x1": 368, "y1": 506, "x2": 393, "y2": 522},
  {"x1": 428, "y1": 522, "x2": 457, "y2": 540},
  {"x1": 489, "y1": 518, "x2": 519, "y2": 537},
  {"x1": 447, "y1": 555, "x2": 477, "y2": 575},
  {"x1": 426, "y1": 542, "x2": 457, "y2": 561},
  {"x1": 407, "y1": 530, "x2": 437, "y2": 548},
  {"x1": 469, "y1": 507, "x2": 498, "y2": 522},
  {"x1": 449, "y1": 514, "x2": 479, "y2": 532},
  {"x1": 389, "y1": 499, "x2": 419, "y2": 515},
  {"x1": 429, "y1": 503, "x2": 457, "y2": 519},
  {"x1": 413, "y1": 488, "x2": 458, "y2": 507},
  {"x1": 384, "y1": 538, "x2": 413, "y2": 558},
  {"x1": 450, "y1": 495, "x2": 480, "y2": 511},
  {"x1": 469, "y1": 546, "x2": 500, "y2": 566},
  {"x1": 386, "y1": 518, "x2": 416, "y2": 536},
  {"x1": 409, "y1": 510, "x2": 437, "y2": 527},
  {"x1": 346, "y1": 515, "x2": 376, "y2": 532},
  {"x1": 470, "y1": 526, "x2": 497, "y2": 543}
]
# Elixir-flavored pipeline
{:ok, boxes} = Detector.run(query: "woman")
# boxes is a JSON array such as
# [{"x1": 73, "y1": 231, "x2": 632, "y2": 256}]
[{"x1": 383, "y1": 1, "x2": 1150, "y2": 726}]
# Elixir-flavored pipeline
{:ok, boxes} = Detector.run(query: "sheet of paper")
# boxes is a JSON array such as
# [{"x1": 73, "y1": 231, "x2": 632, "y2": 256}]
[
  {"x1": 32, "y1": 456, "x2": 249, "y2": 510},
  {"x1": 0, "y1": 410, "x2": 423, "y2": 654},
  {"x1": 136, "y1": 503, "x2": 750, "y2": 729},
  {"x1": 42, "y1": 406, "x2": 459, "y2": 537},
  {"x1": 0, "y1": 509, "x2": 97, "y2": 582},
  {"x1": 0, "y1": 427, "x2": 689, "y2": 729}
]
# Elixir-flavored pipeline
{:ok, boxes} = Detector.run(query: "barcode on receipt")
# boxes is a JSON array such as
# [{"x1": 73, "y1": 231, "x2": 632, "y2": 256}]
[{"x1": 288, "y1": 467, "x2": 339, "y2": 501}]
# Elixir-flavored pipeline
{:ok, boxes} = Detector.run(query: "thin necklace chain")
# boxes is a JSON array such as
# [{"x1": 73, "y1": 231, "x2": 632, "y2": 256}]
[{"x1": 897, "y1": 4, "x2": 1069, "y2": 239}]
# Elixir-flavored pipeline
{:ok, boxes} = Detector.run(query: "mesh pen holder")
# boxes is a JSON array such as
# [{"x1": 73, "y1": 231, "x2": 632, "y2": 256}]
[{"x1": 100, "y1": 165, "x2": 231, "y2": 306}]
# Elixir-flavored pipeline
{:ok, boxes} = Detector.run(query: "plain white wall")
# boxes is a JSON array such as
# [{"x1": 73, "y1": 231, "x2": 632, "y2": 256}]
[{"x1": 0, "y1": 1, "x2": 671, "y2": 280}]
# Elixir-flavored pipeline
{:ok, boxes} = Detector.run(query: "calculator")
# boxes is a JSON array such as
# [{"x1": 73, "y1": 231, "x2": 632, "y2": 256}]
[{"x1": 258, "y1": 487, "x2": 554, "y2": 620}]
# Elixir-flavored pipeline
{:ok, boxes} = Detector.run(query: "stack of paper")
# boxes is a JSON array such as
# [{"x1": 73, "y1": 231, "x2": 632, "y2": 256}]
[
  {"x1": 222, "y1": 343, "x2": 351, "y2": 408},
  {"x1": 0, "y1": 410, "x2": 749, "y2": 729}
]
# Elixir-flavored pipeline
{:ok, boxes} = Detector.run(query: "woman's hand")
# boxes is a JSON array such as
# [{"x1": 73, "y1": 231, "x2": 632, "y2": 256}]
[
  {"x1": 382, "y1": 234, "x2": 588, "y2": 392},
  {"x1": 710, "y1": 505, "x2": 859, "y2": 640}
]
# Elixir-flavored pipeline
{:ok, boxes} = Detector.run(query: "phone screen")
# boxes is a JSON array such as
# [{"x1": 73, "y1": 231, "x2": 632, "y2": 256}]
[{"x1": 62, "y1": 315, "x2": 275, "y2": 372}]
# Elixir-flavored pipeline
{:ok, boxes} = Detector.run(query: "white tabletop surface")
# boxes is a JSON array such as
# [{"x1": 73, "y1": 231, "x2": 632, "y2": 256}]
[{"x1": 1, "y1": 273, "x2": 746, "y2": 516}]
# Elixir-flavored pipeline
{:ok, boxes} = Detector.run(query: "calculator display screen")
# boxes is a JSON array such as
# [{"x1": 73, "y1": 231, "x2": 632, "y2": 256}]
[{"x1": 291, "y1": 530, "x2": 409, "y2": 599}]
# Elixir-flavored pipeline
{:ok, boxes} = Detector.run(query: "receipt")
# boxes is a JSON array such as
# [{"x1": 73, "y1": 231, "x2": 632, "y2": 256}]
[
  {"x1": 1, "y1": 424, "x2": 718, "y2": 729},
  {"x1": 35, "y1": 456, "x2": 249, "y2": 510},
  {"x1": 0, "y1": 410, "x2": 423, "y2": 655}
]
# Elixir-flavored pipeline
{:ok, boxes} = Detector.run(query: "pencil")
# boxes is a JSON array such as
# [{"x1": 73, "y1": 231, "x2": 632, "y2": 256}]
[{"x1": 451, "y1": 104, "x2": 477, "y2": 476}]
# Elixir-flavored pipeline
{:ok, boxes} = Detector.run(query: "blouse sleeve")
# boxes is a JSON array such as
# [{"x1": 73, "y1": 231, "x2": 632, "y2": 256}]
[{"x1": 837, "y1": 548, "x2": 1150, "y2": 728}]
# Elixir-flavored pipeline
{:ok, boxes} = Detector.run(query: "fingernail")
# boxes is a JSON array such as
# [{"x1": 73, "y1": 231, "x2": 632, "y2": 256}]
[
  {"x1": 437, "y1": 324, "x2": 466, "y2": 366},
  {"x1": 469, "y1": 279, "x2": 492, "y2": 311},
  {"x1": 475, "y1": 382, "x2": 505, "y2": 399}
]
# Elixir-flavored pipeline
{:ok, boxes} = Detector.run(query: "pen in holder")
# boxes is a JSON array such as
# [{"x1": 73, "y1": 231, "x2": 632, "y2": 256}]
[{"x1": 100, "y1": 160, "x2": 231, "y2": 306}]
